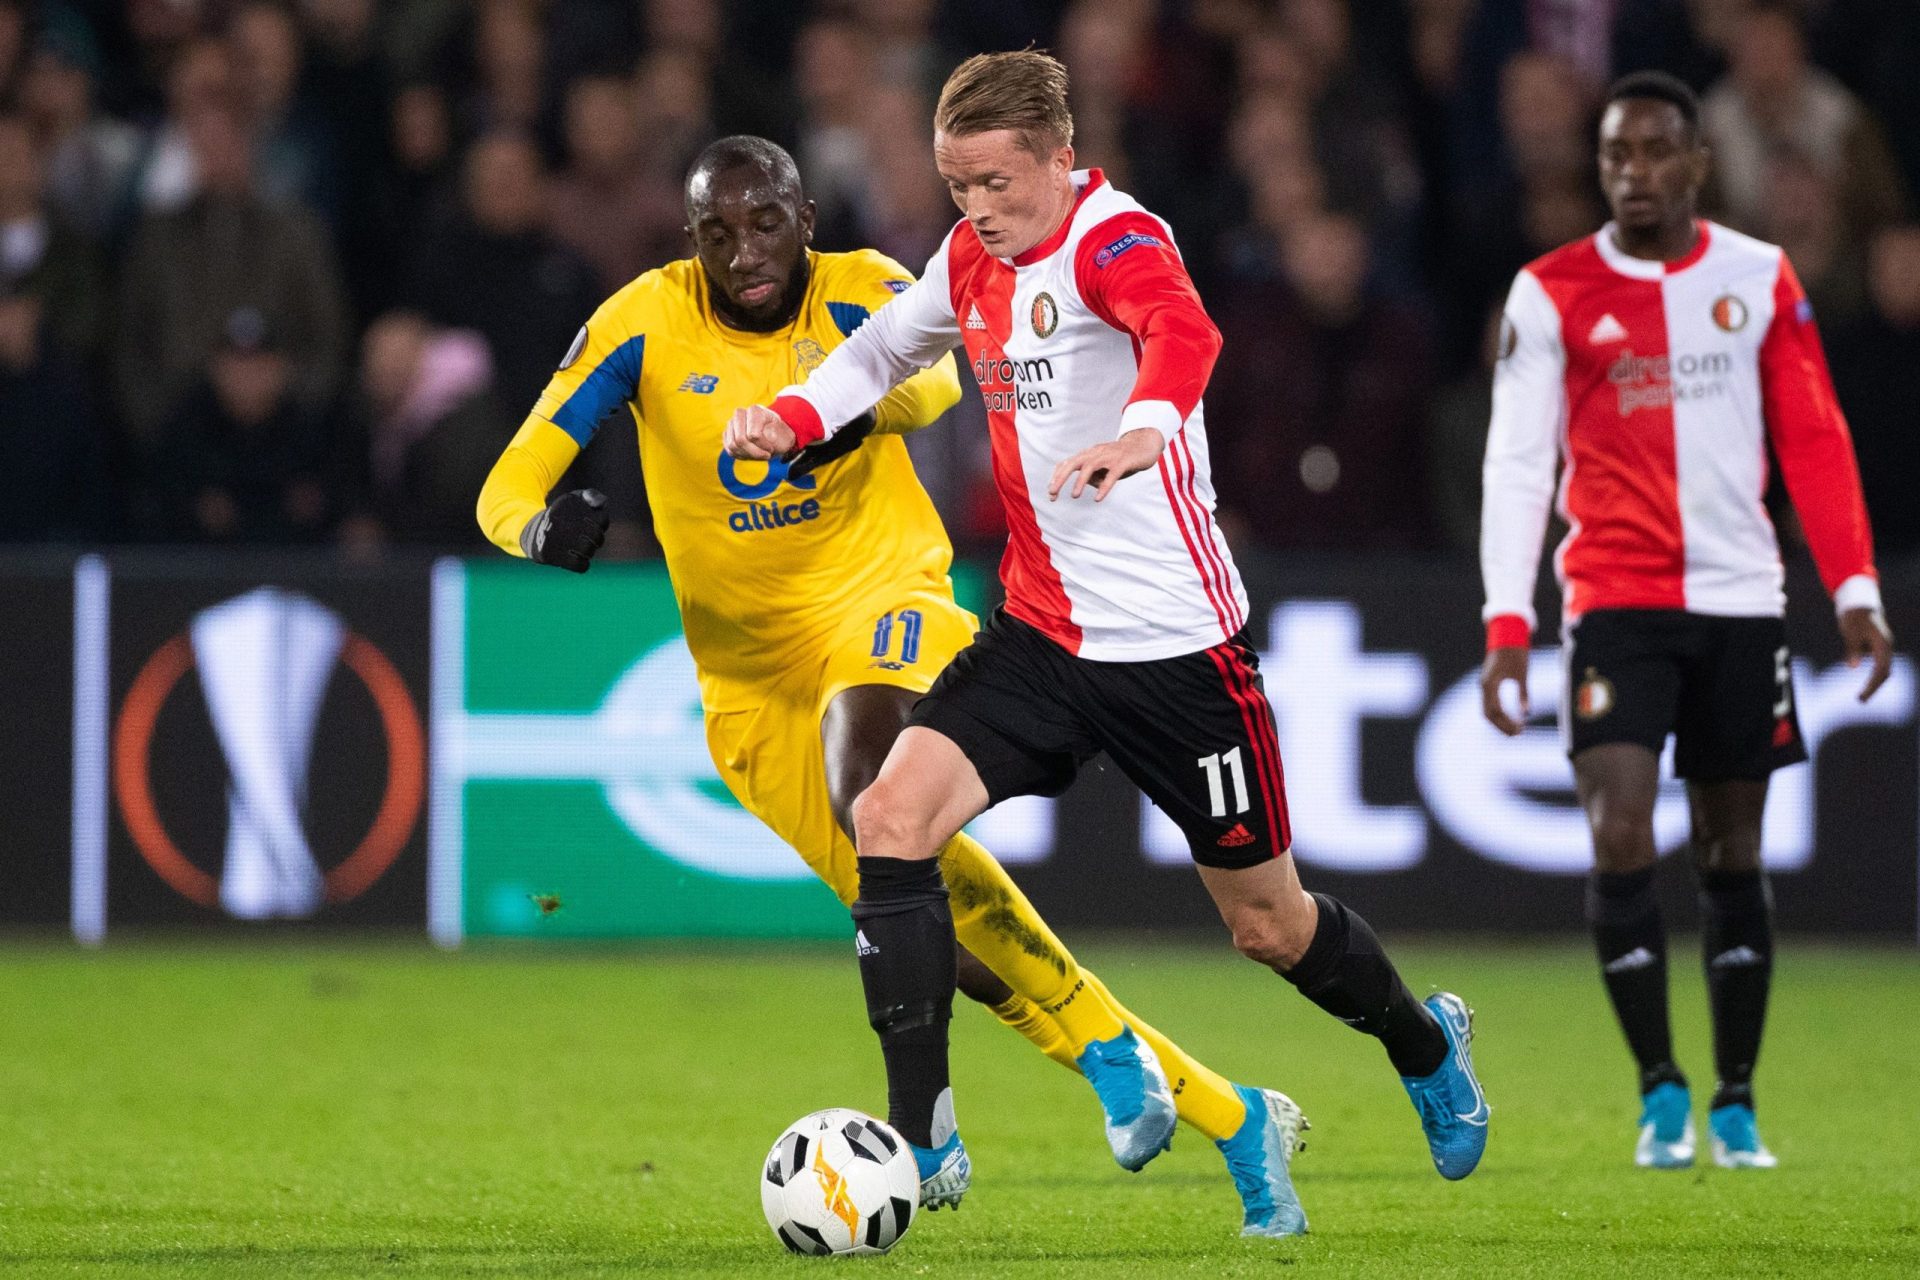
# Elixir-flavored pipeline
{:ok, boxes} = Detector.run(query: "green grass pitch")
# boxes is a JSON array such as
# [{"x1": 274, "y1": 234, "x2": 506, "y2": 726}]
[{"x1": 3, "y1": 938, "x2": 1917, "y2": 1277}]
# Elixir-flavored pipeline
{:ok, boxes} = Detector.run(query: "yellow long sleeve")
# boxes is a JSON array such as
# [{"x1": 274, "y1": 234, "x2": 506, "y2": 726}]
[
  {"x1": 475, "y1": 416, "x2": 585, "y2": 555},
  {"x1": 870, "y1": 351, "x2": 962, "y2": 437}
]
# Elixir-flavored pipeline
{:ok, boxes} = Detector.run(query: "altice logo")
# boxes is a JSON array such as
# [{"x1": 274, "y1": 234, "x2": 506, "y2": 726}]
[{"x1": 716, "y1": 450, "x2": 823, "y2": 534}]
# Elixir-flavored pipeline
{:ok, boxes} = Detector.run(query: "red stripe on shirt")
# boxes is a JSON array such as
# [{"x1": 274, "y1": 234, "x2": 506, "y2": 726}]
[
  {"x1": 949, "y1": 222, "x2": 1081, "y2": 650},
  {"x1": 1159, "y1": 449, "x2": 1236, "y2": 639},
  {"x1": 1536, "y1": 245, "x2": 1686, "y2": 615},
  {"x1": 1175, "y1": 432, "x2": 1243, "y2": 633}
]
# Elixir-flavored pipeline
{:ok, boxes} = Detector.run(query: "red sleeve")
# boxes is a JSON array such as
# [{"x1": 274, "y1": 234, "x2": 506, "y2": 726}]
[
  {"x1": 1074, "y1": 212, "x2": 1223, "y2": 436},
  {"x1": 1760, "y1": 256, "x2": 1877, "y2": 594}
]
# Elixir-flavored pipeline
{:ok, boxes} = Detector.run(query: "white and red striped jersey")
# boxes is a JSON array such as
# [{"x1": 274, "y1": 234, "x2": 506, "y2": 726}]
[
  {"x1": 770, "y1": 169, "x2": 1245, "y2": 661},
  {"x1": 1481, "y1": 219, "x2": 1880, "y2": 648}
]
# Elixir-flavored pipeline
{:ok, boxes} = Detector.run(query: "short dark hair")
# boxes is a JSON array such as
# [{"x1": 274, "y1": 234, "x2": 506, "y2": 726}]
[
  {"x1": 1605, "y1": 70, "x2": 1700, "y2": 135},
  {"x1": 685, "y1": 135, "x2": 803, "y2": 217}
]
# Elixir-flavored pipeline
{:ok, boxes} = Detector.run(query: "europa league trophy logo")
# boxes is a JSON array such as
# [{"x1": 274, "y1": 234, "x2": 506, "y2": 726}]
[{"x1": 190, "y1": 589, "x2": 344, "y2": 919}]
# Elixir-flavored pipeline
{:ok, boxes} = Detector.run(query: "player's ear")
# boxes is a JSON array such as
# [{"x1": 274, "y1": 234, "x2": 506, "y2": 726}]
[
  {"x1": 1691, "y1": 142, "x2": 1712, "y2": 189},
  {"x1": 799, "y1": 200, "x2": 816, "y2": 245}
]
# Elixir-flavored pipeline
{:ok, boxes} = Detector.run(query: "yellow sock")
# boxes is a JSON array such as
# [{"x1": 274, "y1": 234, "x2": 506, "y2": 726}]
[
  {"x1": 938, "y1": 832, "x2": 1124, "y2": 1051},
  {"x1": 985, "y1": 991, "x2": 1080, "y2": 1071},
  {"x1": 1080, "y1": 970, "x2": 1249, "y2": 1142}
]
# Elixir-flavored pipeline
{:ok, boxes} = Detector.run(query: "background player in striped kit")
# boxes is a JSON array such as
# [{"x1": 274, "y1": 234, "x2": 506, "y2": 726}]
[
  {"x1": 728, "y1": 52, "x2": 1490, "y2": 1225},
  {"x1": 1478, "y1": 71, "x2": 1895, "y2": 1171}
]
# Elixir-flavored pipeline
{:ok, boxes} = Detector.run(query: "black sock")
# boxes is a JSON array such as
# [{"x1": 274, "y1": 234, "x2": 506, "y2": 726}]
[
  {"x1": 1588, "y1": 867, "x2": 1683, "y2": 1094},
  {"x1": 1700, "y1": 868, "x2": 1772, "y2": 1112},
  {"x1": 850, "y1": 856, "x2": 956, "y2": 1148},
  {"x1": 1281, "y1": 894, "x2": 1447, "y2": 1078}
]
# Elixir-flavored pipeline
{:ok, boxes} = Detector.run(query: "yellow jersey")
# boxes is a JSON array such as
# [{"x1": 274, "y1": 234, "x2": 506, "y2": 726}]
[{"x1": 477, "y1": 249, "x2": 964, "y2": 712}]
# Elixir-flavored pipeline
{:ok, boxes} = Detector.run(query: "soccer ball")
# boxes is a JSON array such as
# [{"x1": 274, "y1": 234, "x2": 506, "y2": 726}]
[{"x1": 760, "y1": 1108, "x2": 919, "y2": 1256}]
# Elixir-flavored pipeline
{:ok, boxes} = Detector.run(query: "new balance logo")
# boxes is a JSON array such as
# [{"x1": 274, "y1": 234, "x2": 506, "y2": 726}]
[
  {"x1": 1603, "y1": 946, "x2": 1657, "y2": 974},
  {"x1": 1710, "y1": 945, "x2": 1765, "y2": 970},
  {"x1": 964, "y1": 305, "x2": 987, "y2": 331},
  {"x1": 679, "y1": 373, "x2": 719, "y2": 394},
  {"x1": 1588, "y1": 313, "x2": 1628, "y2": 345},
  {"x1": 855, "y1": 929, "x2": 878, "y2": 957},
  {"x1": 1216, "y1": 823, "x2": 1256, "y2": 848}
]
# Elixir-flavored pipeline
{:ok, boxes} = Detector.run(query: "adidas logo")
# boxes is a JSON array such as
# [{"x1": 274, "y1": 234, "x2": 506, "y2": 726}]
[
  {"x1": 1216, "y1": 822, "x2": 1256, "y2": 848},
  {"x1": 1588, "y1": 313, "x2": 1627, "y2": 344},
  {"x1": 1710, "y1": 945, "x2": 1765, "y2": 970},
  {"x1": 855, "y1": 929, "x2": 878, "y2": 957},
  {"x1": 1603, "y1": 946, "x2": 1657, "y2": 974},
  {"x1": 965, "y1": 304, "x2": 988, "y2": 331}
]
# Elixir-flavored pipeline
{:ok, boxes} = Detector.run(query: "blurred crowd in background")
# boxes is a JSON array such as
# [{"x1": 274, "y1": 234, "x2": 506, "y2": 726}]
[{"x1": 2, "y1": 0, "x2": 1917, "y2": 561}]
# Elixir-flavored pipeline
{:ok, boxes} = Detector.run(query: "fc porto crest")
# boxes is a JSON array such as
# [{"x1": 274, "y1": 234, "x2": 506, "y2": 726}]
[
  {"x1": 793, "y1": 337, "x2": 827, "y2": 374},
  {"x1": 1030, "y1": 292, "x2": 1058, "y2": 339}
]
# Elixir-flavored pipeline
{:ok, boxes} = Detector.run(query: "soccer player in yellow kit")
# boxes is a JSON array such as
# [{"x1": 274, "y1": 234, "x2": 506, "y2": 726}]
[{"x1": 477, "y1": 137, "x2": 1306, "y2": 1235}]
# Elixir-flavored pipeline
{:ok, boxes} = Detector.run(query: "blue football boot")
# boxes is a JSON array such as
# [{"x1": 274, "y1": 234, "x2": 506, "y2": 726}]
[
  {"x1": 1075, "y1": 1025, "x2": 1177, "y2": 1171},
  {"x1": 911, "y1": 1088, "x2": 970, "y2": 1209},
  {"x1": 1708, "y1": 1103, "x2": 1776, "y2": 1169},
  {"x1": 1215, "y1": 1084, "x2": 1309, "y2": 1238},
  {"x1": 911, "y1": 1133, "x2": 971, "y2": 1209},
  {"x1": 1636, "y1": 1080, "x2": 1695, "y2": 1169},
  {"x1": 1400, "y1": 992, "x2": 1489, "y2": 1180}
]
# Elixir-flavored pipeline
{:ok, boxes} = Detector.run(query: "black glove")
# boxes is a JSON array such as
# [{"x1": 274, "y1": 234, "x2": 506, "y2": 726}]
[
  {"x1": 520, "y1": 488, "x2": 609, "y2": 573},
  {"x1": 785, "y1": 409, "x2": 878, "y2": 480}
]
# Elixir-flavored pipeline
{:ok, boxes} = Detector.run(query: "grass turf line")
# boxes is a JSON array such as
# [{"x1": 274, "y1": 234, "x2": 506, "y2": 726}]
[{"x1": 1, "y1": 939, "x2": 1916, "y2": 1277}]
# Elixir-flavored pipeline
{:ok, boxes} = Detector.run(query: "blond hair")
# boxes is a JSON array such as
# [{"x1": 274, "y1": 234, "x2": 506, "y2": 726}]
[{"x1": 934, "y1": 51, "x2": 1074, "y2": 157}]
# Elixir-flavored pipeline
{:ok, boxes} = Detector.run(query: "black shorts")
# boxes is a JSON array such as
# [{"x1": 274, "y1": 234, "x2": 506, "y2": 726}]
[
  {"x1": 1562, "y1": 609, "x2": 1807, "y2": 781},
  {"x1": 909, "y1": 608, "x2": 1292, "y2": 869}
]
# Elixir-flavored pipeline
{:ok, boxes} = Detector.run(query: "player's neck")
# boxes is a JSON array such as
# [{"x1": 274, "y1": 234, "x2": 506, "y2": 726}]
[{"x1": 1611, "y1": 215, "x2": 1699, "y2": 264}]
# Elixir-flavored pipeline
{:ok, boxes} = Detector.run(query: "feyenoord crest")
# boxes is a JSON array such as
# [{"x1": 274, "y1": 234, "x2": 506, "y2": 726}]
[
  {"x1": 114, "y1": 588, "x2": 424, "y2": 919},
  {"x1": 1574, "y1": 667, "x2": 1616, "y2": 721},
  {"x1": 1030, "y1": 292, "x2": 1058, "y2": 338},
  {"x1": 1711, "y1": 294, "x2": 1749, "y2": 333}
]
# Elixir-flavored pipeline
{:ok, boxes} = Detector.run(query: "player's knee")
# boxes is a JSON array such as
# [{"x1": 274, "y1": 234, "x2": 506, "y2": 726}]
[
  {"x1": 1225, "y1": 897, "x2": 1313, "y2": 969},
  {"x1": 850, "y1": 781, "x2": 929, "y2": 859},
  {"x1": 1693, "y1": 830, "x2": 1762, "y2": 875},
  {"x1": 1590, "y1": 811, "x2": 1656, "y2": 871}
]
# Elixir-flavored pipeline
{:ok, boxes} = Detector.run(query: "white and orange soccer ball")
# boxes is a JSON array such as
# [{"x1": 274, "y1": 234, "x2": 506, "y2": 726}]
[{"x1": 760, "y1": 1109, "x2": 919, "y2": 1256}]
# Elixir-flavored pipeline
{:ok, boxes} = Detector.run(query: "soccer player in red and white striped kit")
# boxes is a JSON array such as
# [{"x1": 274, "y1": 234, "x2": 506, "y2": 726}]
[
  {"x1": 1479, "y1": 71, "x2": 1895, "y2": 1171},
  {"x1": 727, "y1": 52, "x2": 1488, "y2": 1227}
]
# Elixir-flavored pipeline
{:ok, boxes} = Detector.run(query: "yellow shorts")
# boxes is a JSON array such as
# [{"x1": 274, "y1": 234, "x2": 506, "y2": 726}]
[{"x1": 702, "y1": 583, "x2": 979, "y2": 901}]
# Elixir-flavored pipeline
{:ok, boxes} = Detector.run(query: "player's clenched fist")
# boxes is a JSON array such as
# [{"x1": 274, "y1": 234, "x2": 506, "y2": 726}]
[
  {"x1": 521, "y1": 488, "x2": 609, "y2": 573},
  {"x1": 725, "y1": 405, "x2": 798, "y2": 460}
]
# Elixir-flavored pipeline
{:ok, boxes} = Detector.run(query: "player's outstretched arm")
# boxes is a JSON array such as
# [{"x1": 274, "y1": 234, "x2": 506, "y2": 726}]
[
  {"x1": 766, "y1": 241, "x2": 963, "y2": 450},
  {"x1": 477, "y1": 417, "x2": 583, "y2": 555}
]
